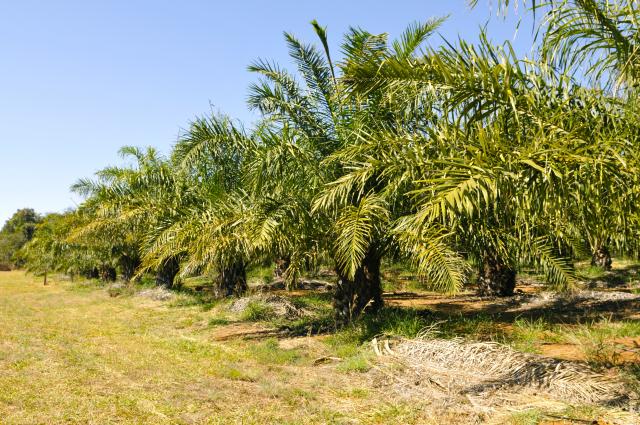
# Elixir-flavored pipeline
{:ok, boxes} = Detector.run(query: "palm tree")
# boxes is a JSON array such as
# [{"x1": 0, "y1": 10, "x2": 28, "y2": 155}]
[
  {"x1": 20, "y1": 212, "x2": 115, "y2": 284},
  {"x1": 144, "y1": 114, "x2": 254, "y2": 297},
  {"x1": 341, "y1": 31, "x2": 637, "y2": 294},
  {"x1": 20, "y1": 213, "x2": 68, "y2": 285},
  {"x1": 472, "y1": 0, "x2": 640, "y2": 90},
  {"x1": 472, "y1": 0, "x2": 640, "y2": 268},
  {"x1": 245, "y1": 20, "x2": 447, "y2": 324},
  {"x1": 72, "y1": 147, "x2": 190, "y2": 287}
]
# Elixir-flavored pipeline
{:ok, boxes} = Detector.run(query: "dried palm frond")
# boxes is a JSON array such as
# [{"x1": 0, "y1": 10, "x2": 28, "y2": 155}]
[{"x1": 371, "y1": 336, "x2": 629, "y2": 406}]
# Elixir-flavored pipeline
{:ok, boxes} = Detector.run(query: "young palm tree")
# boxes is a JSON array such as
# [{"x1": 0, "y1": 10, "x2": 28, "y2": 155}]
[
  {"x1": 342, "y1": 31, "x2": 636, "y2": 294},
  {"x1": 144, "y1": 114, "x2": 254, "y2": 296},
  {"x1": 246, "y1": 20, "x2": 447, "y2": 324},
  {"x1": 20, "y1": 212, "x2": 116, "y2": 284},
  {"x1": 472, "y1": 0, "x2": 640, "y2": 267},
  {"x1": 72, "y1": 147, "x2": 190, "y2": 287}
]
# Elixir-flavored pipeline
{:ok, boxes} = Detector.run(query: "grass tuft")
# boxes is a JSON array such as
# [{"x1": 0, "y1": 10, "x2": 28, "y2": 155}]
[
  {"x1": 241, "y1": 300, "x2": 276, "y2": 321},
  {"x1": 337, "y1": 353, "x2": 372, "y2": 373},
  {"x1": 247, "y1": 338, "x2": 302, "y2": 365}
]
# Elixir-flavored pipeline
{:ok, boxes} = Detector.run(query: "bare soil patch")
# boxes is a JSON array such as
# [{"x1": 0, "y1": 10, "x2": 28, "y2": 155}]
[{"x1": 209, "y1": 322, "x2": 280, "y2": 341}]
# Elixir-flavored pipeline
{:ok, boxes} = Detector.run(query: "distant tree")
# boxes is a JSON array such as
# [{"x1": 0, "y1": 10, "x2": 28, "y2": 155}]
[
  {"x1": 19, "y1": 213, "x2": 70, "y2": 284},
  {"x1": 19, "y1": 211, "x2": 123, "y2": 284},
  {"x1": 0, "y1": 208, "x2": 42, "y2": 268}
]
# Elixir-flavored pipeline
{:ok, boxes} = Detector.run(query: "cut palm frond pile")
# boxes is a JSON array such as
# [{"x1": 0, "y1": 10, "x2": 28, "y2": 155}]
[
  {"x1": 508, "y1": 290, "x2": 640, "y2": 314},
  {"x1": 371, "y1": 335, "x2": 636, "y2": 416},
  {"x1": 229, "y1": 294, "x2": 310, "y2": 320}
]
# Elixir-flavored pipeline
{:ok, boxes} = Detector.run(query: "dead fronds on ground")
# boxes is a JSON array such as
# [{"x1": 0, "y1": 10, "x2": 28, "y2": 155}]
[
  {"x1": 370, "y1": 335, "x2": 638, "y2": 424},
  {"x1": 136, "y1": 286, "x2": 175, "y2": 301},
  {"x1": 229, "y1": 294, "x2": 310, "y2": 320}
]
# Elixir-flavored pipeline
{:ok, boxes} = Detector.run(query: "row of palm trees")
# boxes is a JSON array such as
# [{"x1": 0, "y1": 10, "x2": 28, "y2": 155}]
[{"x1": 22, "y1": 0, "x2": 640, "y2": 324}]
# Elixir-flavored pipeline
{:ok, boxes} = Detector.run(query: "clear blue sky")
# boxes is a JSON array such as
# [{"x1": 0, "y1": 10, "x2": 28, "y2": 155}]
[{"x1": 0, "y1": 0, "x2": 535, "y2": 225}]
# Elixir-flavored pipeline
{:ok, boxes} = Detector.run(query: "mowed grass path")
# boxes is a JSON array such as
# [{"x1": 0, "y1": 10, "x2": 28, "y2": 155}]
[{"x1": 0, "y1": 271, "x2": 429, "y2": 425}]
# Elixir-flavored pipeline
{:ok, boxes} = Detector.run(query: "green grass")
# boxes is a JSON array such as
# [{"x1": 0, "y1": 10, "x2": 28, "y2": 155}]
[
  {"x1": 240, "y1": 300, "x2": 276, "y2": 321},
  {"x1": 331, "y1": 308, "x2": 431, "y2": 344},
  {"x1": 208, "y1": 317, "x2": 231, "y2": 327},
  {"x1": 2, "y1": 269, "x2": 638, "y2": 424},
  {"x1": 507, "y1": 409, "x2": 544, "y2": 425},
  {"x1": 336, "y1": 353, "x2": 372, "y2": 373},
  {"x1": 0, "y1": 270, "x2": 429, "y2": 424},
  {"x1": 246, "y1": 264, "x2": 275, "y2": 286},
  {"x1": 246, "y1": 338, "x2": 303, "y2": 365},
  {"x1": 578, "y1": 265, "x2": 608, "y2": 280},
  {"x1": 381, "y1": 261, "x2": 425, "y2": 293},
  {"x1": 505, "y1": 317, "x2": 562, "y2": 353}
]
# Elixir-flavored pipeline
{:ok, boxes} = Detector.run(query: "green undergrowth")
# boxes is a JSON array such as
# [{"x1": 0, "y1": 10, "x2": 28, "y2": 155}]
[
  {"x1": 246, "y1": 338, "x2": 304, "y2": 365},
  {"x1": 247, "y1": 264, "x2": 275, "y2": 286},
  {"x1": 241, "y1": 300, "x2": 276, "y2": 321}
]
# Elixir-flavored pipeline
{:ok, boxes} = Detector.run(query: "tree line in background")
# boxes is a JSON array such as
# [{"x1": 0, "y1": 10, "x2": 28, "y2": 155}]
[
  {"x1": 12, "y1": 0, "x2": 640, "y2": 325},
  {"x1": 0, "y1": 209, "x2": 41, "y2": 271}
]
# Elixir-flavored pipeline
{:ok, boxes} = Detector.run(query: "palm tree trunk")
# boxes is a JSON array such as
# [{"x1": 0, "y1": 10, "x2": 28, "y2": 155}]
[
  {"x1": 216, "y1": 260, "x2": 247, "y2": 297},
  {"x1": 118, "y1": 254, "x2": 140, "y2": 282},
  {"x1": 155, "y1": 257, "x2": 180, "y2": 288},
  {"x1": 274, "y1": 256, "x2": 290, "y2": 278},
  {"x1": 333, "y1": 248, "x2": 383, "y2": 326},
  {"x1": 477, "y1": 254, "x2": 516, "y2": 296},
  {"x1": 99, "y1": 265, "x2": 117, "y2": 282},
  {"x1": 591, "y1": 246, "x2": 612, "y2": 270},
  {"x1": 84, "y1": 267, "x2": 99, "y2": 279}
]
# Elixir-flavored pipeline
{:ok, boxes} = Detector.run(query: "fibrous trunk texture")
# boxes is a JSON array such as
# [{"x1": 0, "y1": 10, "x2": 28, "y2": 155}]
[
  {"x1": 83, "y1": 267, "x2": 100, "y2": 279},
  {"x1": 99, "y1": 265, "x2": 117, "y2": 282},
  {"x1": 118, "y1": 254, "x2": 140, "y2": 282},
  {"x1": 477, "y1": 255, "x2": 516, "y2": 296},
  {"x1": 591, "y1": 246, "x2": 612, "y2": 270},
  {"x1": 333, "y1": 249, "x2": 383, "y2": 326},
  {"x1": 216, "y1": 261, "x2": 247, "y2": 297},
  {"x1": 155, "y1": 257, "x2": 180, "y2": 288},
  {"x1": 274, "y1": 256, "x2": 290, "y2": 278}
]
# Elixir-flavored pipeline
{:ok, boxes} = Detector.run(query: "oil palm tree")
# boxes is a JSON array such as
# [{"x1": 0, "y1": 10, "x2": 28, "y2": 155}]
[
  {"x1": 19, "y1": 212, "x2": 116, "y2": 284},
  {"x1": 341, "y1": 31, "x2": 636, "y2": 294},
  {"x1": 144, "y1": 114, "x2": 254, "y2": 296},
  {"x1": 72, "y1": 146, "x2": 190, "y2": 287},
  {"x1": 472, "y1": 0, "x2": 640, "y2": 90},
  {"x1": 246, "y1": 19, "x2": 447, "y2": 324}
]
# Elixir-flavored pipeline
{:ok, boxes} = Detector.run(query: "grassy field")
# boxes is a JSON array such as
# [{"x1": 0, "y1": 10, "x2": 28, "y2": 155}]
[
  {"x1": 1, "y1": 269, "x2": 639, "y2": 424},
  {"x1": 0, "y1": 271, "x2": 446, "y2": 424}
]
